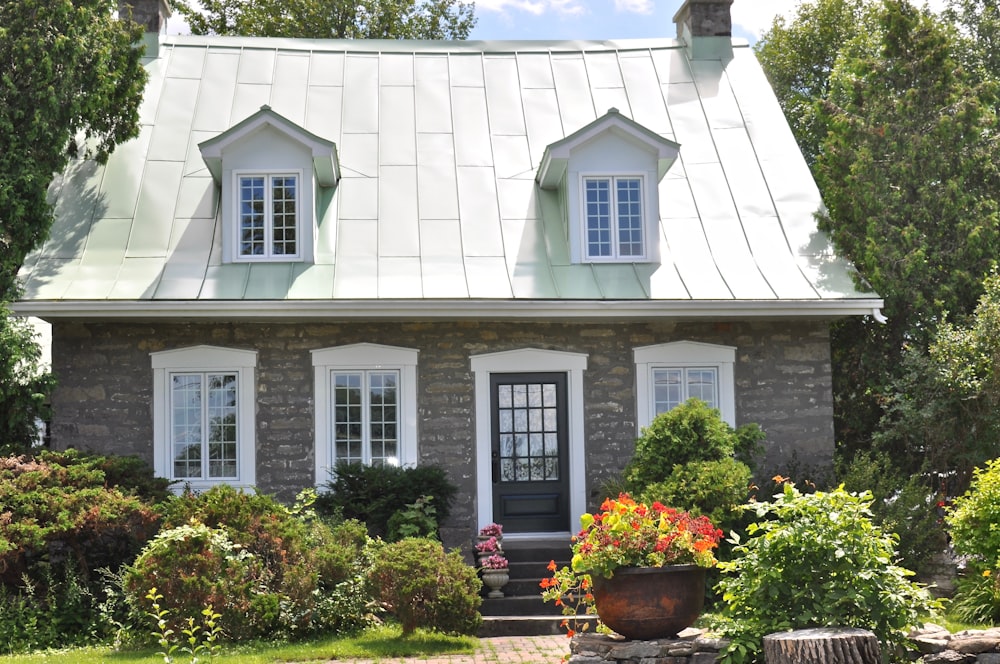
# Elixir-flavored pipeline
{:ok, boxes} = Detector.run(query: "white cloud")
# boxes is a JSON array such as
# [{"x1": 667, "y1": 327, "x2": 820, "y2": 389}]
[
  {"x1": 614, "y1": 0, "x2": 654, "y2": 14},
  {"x1": 475, "y1": 0, "x2": 585, "y2": 15}
]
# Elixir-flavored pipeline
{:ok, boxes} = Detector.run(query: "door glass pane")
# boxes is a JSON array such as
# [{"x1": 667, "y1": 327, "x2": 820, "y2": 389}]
[{"x1": 495, "y1": 380, "x2": 561, "y2": 483}]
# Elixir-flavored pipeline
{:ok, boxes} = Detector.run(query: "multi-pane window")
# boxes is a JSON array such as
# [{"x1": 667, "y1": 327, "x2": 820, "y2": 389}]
[
  {"x1": 238, "y1": 174, "x2": 298, "y2": 258},
  {"x1": 651, "y1": 367, "x2": 719, "y2": 416},
  {"x1": 584, "y1": 176, "x2": 644, "y2": 260},
  {"x1": 169, "y1": 372, "x2": 239, "y2": 480},
  {"x1": 332, "y1": 370, "x2": 399, "y2": 467},
  {"x1": 496, "y1": 381, "x2": 561, "y2": 482}
]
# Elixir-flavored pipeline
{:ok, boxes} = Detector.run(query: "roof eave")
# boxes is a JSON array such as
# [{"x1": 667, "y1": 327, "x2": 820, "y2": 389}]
[{"x1": 11, "y1": 298, "x2": 886, "y2": 321}]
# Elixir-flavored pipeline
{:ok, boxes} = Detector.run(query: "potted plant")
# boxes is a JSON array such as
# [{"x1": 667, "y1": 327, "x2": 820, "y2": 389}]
[
  {"x1": 478, "y1": 522, "x2": 503, "y2": 541},
  {"x1": 480, "y1": 553, "x2": 510, "y2": 598},
  {"x1": 540, "y1": 493, "x2": 723, "y2": 639}
]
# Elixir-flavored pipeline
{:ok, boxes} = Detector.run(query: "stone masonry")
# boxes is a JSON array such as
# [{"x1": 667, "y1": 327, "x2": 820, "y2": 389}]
[{"x1": 49, "y1": 318, "x2": 834, "y2": 548}]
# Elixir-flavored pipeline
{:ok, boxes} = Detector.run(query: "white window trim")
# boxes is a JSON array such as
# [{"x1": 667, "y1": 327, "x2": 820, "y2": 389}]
[
  {"x1": 232, "y1": 169, "x2": 304, "y2": 262},
  {"x1": 151, "y1": 345, "x2": 258, "y2": 492},
  {"x1": 470, "y1": 348, "x2": 588, "y2": 538},
  {"x1": 580, "y1": 171, "x2": 650, "y2": 262},
  {"x1": 634, "y1": 341, "x2": 736, "y2": 430},
  {"x1": 311, "y1": 343, "x2": 419, "y2": 488}
]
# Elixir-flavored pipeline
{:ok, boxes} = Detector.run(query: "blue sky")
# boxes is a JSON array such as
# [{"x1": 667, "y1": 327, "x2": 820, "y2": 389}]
[{"x1": 166, "y1": 1, "x2": 804, "y2": 44}]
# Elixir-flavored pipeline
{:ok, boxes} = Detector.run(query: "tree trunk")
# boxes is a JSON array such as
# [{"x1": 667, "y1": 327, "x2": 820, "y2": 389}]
[{"x1": 763, "y1": 627, "x2": 881, "y2": 664}]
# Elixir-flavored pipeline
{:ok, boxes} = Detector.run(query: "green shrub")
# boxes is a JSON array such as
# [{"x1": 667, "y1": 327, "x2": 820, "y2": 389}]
[
  {"x1": 136, "y1": 485, "x2": 375, "y2": 641},
  {"x1": 316, "y1": 463, "x2": 458, "y2": 538},
  {"x1": 636, "y1": 457, "x2": 752, "y2": 539},
  {"x1": 387, "y1": 495, "x2": 439, "y2": 541},
  {"x1": 0, "y1": 564, "x2": 100, "y2": 653},
  {"x1": 716, "y1": 483, "x2": 940, "y2": 664},
  {"x1": 838, "y1": 451, "x2": 948, "y2": 577},
  {"x1": 124, "y1": 521, "x2": 270, "y2": 641},
  {"x1": 946, "y1": 458, "x2": 1000, "y2": 623},
  {"x1": 623, "y1": 399, "x2": 763, "y2": 493},
  {"x1": 367, "y1": 537, "x2": 482, "y2": 636}
]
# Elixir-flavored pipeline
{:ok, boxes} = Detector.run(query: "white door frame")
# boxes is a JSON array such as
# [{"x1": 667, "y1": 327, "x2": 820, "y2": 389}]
[{"x1": 470, "y1": 348, "x2": 588, "y2": 538}]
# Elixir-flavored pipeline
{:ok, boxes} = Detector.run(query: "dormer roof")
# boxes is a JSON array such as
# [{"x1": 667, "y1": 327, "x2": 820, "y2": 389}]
[
  {"x1": 536, "y1": 108, "x2": 680, "y2": 190},
  {"x1": 199, "y1": 105, "x2": 339, "y2": 187}
]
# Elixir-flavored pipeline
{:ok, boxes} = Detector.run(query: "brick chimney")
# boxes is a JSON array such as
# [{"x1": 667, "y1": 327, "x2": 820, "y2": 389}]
[
  {"x1": 673, "y1": 0, "x2": 734, "y2": 60},
  {"x1": 118, "y1": 0, "x2": 172, "y2": 57}
]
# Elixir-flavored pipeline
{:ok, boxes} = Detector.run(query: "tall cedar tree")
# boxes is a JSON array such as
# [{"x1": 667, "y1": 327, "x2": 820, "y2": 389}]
[
  {"x1": 0, "y1": 0, "x2": 148, "y2": 301},
  {"x1": 814, "y1": 0, "x2": 1000, "y2": 463},
  {"x1": 174, "y1": 0, "x2": 477, "y2": 40}
]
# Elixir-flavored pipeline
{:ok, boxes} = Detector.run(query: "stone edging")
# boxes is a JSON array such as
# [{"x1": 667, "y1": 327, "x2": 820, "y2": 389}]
[
  {"x1": 569, "y1": 628, "x2": 727, "y2": 663},
  {"x1": 910, "y1": 624, "x2": 1000, "y2": 663}
]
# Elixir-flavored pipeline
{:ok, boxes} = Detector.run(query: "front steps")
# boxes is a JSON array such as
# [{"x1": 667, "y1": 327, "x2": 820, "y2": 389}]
[{"x1": 478, "y1": 537, "x2": 594, "y2": 637}]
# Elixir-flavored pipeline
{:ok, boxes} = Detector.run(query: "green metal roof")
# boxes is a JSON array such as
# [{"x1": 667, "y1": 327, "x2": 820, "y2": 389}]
[{"x1": 15, "y1": 34, "x2": 882, "y2": 320}]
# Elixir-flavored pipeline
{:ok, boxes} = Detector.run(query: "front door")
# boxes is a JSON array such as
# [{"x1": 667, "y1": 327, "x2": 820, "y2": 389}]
[{"x1": 490, "y1": 372, "x2": 569, "y2": 533}]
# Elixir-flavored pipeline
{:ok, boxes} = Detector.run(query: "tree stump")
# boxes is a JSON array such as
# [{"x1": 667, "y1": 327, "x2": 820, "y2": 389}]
[{"x1": 763, "y1": 627, "x2": 881, "y2": 664}]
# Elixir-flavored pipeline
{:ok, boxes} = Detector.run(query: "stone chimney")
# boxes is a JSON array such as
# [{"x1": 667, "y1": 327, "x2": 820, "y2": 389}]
[
  {"x1": 672, "y1": 0, "x2": 734, "y2": 60},
  {"x1": 118, "y1": 0, "x2": 172, "y2": 57}
]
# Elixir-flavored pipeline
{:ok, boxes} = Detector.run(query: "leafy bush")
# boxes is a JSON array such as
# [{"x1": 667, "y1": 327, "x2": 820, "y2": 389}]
[
  {"x1": 316, "y1": 463, "x2": 458, "y2": 538},
  {"x1": 716, "y1": 483, "x2": 940, "y2": 664},
  {"x1": 838, "y1": 451, "x2": 948, "y2": 577},
  {"x1": 637, "y1": 458, "x2": 752, "y2": 539},
  {"x1": 0, "y1": 564, "x2": 101, "y2": 653},
  {"x1": 124, "y1": 521, "x2": 270, "y2": 641},
  {"x1": 127, "y1": 485, "x2": 376, "y2": 642},
  {"x1": 367, "y1": 537, "x2": 482, "y2": 636},
  {"x1": 0, "y1": 310, "x2": 56, "y2": 455},
  {"x1": 387, "y1": 495, "x2": 439, "y2": 541},
  {"x1": 947, "y1": 458, "x2": 1000, "y2": 623},
  {"x1": 623, "y1": 399, "x2": 763, "y2": 493}
]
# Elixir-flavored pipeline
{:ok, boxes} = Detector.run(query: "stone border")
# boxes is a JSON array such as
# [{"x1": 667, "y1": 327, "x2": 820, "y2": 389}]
[{"x1": 569, "y1": 629, "x2": 726, "y2": 663}]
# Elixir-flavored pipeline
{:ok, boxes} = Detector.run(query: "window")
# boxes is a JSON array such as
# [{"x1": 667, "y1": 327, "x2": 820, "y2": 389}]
[
  {"x1": 331, "y1": 370, "x2": 399, "y2": 466},
  {"x1": 151, "y1": 346, "x2": 257, "y2": 491},
  {"x1": 237, "y1": 173, "x2": 299, "y2": 259},
  {"x1": 312, "y1": 344, "x2": 418, "y2": 486},
  {"x1": 634, "y1": 341, "x2": 735, "y2": 430},
  {"x1": 651, "y1": 367, "x2": 719, "y2": 414},
  {"x1": 584, "y1": 176, "x2": 645, "y2": 259}
]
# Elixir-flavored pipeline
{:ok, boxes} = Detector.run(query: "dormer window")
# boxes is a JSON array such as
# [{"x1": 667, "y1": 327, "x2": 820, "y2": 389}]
[
  {"x1": 584, "y1": 175, "x2": 645, "y2": 260},
  {"x1": 537, "y1": 109, "x2": 678, "y2": 265},
  {"x1": 237, "y1": 172, "x2": 300, "y2": 259},
  {"x1": 200, "y1": 105, "x2": 339, "y2": 265}
]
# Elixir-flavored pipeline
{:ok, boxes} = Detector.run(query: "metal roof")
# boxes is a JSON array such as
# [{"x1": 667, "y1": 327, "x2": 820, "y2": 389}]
[{"x1": 15, "y1": 34, "x2": 882, "y2": 320}]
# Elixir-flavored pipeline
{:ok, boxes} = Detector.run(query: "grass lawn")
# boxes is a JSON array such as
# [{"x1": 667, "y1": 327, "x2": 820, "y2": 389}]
[{"x1": 0, "y1": 625, "x2": 478, "y2": 664}]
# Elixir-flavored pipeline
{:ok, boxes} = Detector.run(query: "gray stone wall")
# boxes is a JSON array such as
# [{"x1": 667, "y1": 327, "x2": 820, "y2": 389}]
[{"x1": 49, "y1": 318, "x2": 833, "y2": 545}]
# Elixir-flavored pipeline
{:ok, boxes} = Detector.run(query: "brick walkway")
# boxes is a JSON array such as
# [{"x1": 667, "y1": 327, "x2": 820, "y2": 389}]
[{"x1": 318, "y1": 634, "x2": 571, "y2": 663}]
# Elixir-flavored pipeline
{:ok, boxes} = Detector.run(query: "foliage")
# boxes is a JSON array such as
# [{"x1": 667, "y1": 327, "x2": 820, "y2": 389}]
[
  {"x1": 623, "y1": 399, "x2": 763, "y2": 493},
  {"x1": 0, "y1": 311, "x2": 55, "y2": 455},
  {"x1": 0, "y1": 0, "x2": 146, "y2": 301},
  {"x1": 716, "y1": 482, "x2": 940, "y2": 663},
  {"x1": 173, "y1": 0, "x2": 476, "y2": 40},
  {"x1": 754, "y1": 0, "x2": 873, "y2": 166},
  {"x1": 478, "y1": 522, "x2": 503, "y2": 538},
  {"x1": 541, "y1": 494, "x2": 721, "y2": 633},
  {"x1": 387, "y1": 495, "x2": 438, "y2": 541},
  {"x1": 123, "y1": 521, "x2": 273, "y2": 642},
  {"x1": 758, "y1": 0, "x2": 1000, "y2": 461},
  {"x1": 944, "y1": 0, "x2": 1000, "y2": 84},
  {"x1": 316, "y1": 462, "x2": 458, "y2": 539},
  {"x1": 838, "y1": 451, "x2": 948, "y2": 577},
  {"x1": 0, "y1": 450, "x2": 161, "y2": 589},
  {"x1": 637, "y1": 458, "x2": 753, "y2": 540},
  {"x1": 135, "y1": 485, "x2": 376, "y2": 641},
  {"x1": 480, "y1": 554, "x2": 508, "y2": 570},
  {"x1": 948, "y1": 458, "x2": 1000, "y2": 623},
  {"x1": 145, "y1": 587, "x2": 222, "y2": 664},
  {"x1": 367, "y1": 538, "x2": 482, "y2": 636},
  {"x1": 0, "y1": 564, "x2": 105, "y2": 653}
]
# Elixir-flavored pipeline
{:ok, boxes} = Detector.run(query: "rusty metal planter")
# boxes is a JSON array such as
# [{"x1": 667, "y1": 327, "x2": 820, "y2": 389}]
[{"x1": 591, "y1": 564, "x2": 706, "y2": 640}]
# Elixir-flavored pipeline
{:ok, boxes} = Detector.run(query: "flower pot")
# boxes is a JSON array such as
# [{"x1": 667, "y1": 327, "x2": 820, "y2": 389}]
[
  {"x1": 481, "y1": 569, "x2": 509, "y2": 598},
  {"x1": 590, "y1": 565, "x2": 706, "y2": 640}
]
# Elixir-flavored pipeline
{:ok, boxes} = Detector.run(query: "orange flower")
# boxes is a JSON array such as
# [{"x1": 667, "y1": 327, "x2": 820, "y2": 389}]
[{"x1": 547, "y1": 559, "x2": 557, "y2": 572}]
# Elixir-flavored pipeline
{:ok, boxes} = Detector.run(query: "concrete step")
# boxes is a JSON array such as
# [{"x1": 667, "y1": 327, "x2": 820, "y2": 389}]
[
  {"x1": 482, "y1": 594, "x2": 562, "y2": 616},
  {"x1": 478, "y1": 613, "x2": 596, "y2": 637}
]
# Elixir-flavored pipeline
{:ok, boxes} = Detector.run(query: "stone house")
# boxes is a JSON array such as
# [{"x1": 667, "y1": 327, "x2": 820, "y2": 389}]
[{"x1": 13, "y1": 0, "x2": 882, "y2": 545}]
